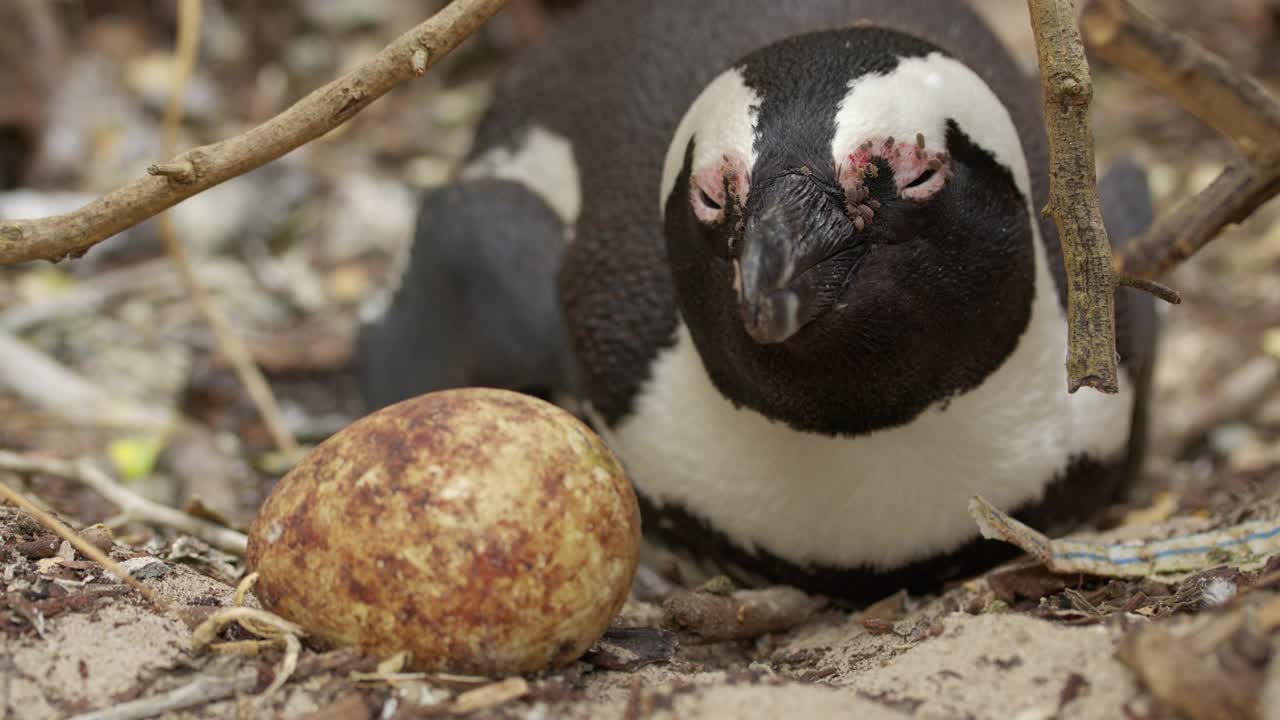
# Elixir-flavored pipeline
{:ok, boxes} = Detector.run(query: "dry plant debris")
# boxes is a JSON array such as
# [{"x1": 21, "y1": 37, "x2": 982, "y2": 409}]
[
  {"x1": 1118, "y1": 593, "x2": 1280, "y2": 720},
  {"x1": 0, "y1": 477, "x2": 162, "y2": 609},
  {"x1": 582, "y1": 626, "x2": 680, "y2": 672},
  {"x1": 66, "y1": 649, "x2": 369, "y2": 720},
  {"x1": 0, "y1": 450, "x2": 248, "y2": 555}
]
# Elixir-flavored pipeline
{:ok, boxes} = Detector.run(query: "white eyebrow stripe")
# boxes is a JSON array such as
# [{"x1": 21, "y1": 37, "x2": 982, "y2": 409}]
[
  {"x1": 830, "y1": 52, "x2": 1031, "y2": 201},
  {"x1": 660, "y1": 68, "x2": 761, "y2": 219}
]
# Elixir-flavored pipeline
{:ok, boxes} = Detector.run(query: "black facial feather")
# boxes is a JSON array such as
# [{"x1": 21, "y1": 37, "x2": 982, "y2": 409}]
[
  {"x1": 667, "y1": 28, "x2": 1038, "y2": 435},
  {"x1": 740, "y1": 30, "x2": 933, "y2": 182}
]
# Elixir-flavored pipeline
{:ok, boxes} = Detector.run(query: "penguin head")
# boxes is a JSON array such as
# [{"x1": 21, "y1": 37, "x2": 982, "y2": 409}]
[{"x1": 660, "y1": 28, "x2": 1041, "y2": 434}]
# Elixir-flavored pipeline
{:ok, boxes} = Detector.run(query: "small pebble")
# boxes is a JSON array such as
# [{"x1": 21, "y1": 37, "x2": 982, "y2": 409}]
[
  {"x1": 120, "y1": 556, "x2": 172, "y2": 580},
  {"x1": 78, "y1": 524, "x2": 115, "y2": 554}
]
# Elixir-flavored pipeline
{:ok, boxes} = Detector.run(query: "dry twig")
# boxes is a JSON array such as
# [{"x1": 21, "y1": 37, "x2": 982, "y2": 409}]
[
  {"x1": 156, "y1": 0, "x2": 299, "y2": 457},
  {"x1": 0, "y1": 0, "x2": 509, "y2": 265},
  {"x1": 0, "y1": 478, "x2": 164, "y2": 609},
  {"x1": 183, "y1": 573, "x2": 310, "y2": 700},
  {"x1": 1083, "y1": 0, "x2": 1280, "y2": 278},
  {"x1": 0, "y1": 450, "x2": 249, "y2": 555},
  {"x1": 1027, "y1": 0, "x2": 1116, "y2": 393},
  {"x1": 1029, "y1": 0, "x2": 1280, "y2": 392},
  {"x1": 1025, "y1": 0, "x2": 1180, "y2": 393},
  {"x1": 191, "y1": 606, "x2": 306, "y2": 698}
]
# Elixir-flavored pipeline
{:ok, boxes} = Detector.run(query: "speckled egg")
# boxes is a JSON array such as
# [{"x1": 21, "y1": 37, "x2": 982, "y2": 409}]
[{"x1": 245, "y1": 387, "x2": 641, "y2": 675}]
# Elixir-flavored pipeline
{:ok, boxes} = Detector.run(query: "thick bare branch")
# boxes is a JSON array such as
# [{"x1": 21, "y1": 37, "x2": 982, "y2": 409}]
[
  {"x1": 1083, "y1": 0, "x2": 1280, "y2": 159},
  {"x1": 1027, "y1": 0, "x2": 1119, "y2": 394},
  {"x1": 1083, "y1": 0, "x2": 1280, "y2": 279},
  {"x1": 0, "y1": 0, "x2": 508, "y2": 265},
  {"x1": 1119, "y1": 160, "x2": 1280, "y2": 278}
]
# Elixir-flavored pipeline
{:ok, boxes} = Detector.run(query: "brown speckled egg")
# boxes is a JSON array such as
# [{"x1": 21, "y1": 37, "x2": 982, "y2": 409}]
[{"x1": 245, "y1": 387, "x2": 641, "y2": 675}]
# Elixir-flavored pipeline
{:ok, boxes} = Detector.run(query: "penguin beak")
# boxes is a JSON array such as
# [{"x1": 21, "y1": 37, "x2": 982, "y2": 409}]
[
  {"x1": 736, "y1": 231, "x2": 806, "y2": 344},
  {"x1": 735, "y1": 171, "x2": 857, "y2": 345}
]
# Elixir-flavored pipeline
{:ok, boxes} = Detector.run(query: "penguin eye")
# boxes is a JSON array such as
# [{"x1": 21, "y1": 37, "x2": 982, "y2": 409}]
[
  {"x1": 897, "y1": 153, "x2": 951, "y2": 201},
  {"x1": 690, "y1": 178, "x2": 728, "y2": 224},
  {"x1": 903, "y1": 168, "x2": 936, "y2": 190},
  {"x1": 688, "y1": 155, "x2": 749, "y2": 226}
]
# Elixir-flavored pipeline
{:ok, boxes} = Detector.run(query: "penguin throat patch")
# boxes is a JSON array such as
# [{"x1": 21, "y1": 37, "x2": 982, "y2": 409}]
[{"x1": 838, "y1": 133, "x2": 953, "y2": 224}]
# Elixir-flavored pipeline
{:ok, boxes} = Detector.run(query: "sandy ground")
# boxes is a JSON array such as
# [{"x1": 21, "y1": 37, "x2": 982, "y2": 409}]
[
  {"x1": 2, "y1": 0, "x2": 1280, "y2": 718},
  {"x1": 0, "y1": 506, "x2": 1158, "y2": 719}
]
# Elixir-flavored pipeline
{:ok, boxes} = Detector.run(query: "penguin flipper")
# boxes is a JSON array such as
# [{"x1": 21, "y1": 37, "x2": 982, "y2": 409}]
[
  {"x1": 356, "y1": 178, "x2": 577, "y2": 411},
  {"x1": 1098, "y1": 158, "x2": 1156, "y2": 250}
]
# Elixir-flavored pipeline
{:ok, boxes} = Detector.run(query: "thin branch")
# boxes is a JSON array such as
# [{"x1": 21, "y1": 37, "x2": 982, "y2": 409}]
[
  {"x1": 1083, "y1": 0, "x2": 1280, "y2": 278},
  {"x1": 0, "y1": 450, "x2": 249, "y2": 555},
  {"x1": 0, "y1": 0, "x2": 509, "y2": 265},
  {"x1": 1027, "y1": 0, "x2": 1120, "y2": 393},
  {"x1": 161, "y1": 0, "x2": 201, "y2": 154},
  {"x1": 1116, "y1": 273, "x2": 1181, "y2": 305},
  {"x1": 158, "y1": 0, "x2": 299, "y2": 457},
  {"x1": 1119, "y1": 152, "x2": 1280, "y2": 279},
  {"x1": 0, "y1": 478, "x2": 164, "y2": 609},
  {"x1": 166, "y1": 235, "x2": 301, "y2": 455}
]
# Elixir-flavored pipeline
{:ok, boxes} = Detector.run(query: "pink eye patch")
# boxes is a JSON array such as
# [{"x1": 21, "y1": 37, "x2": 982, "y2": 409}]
[
  {"x1": 690, "y1": 153, "x2": 751, "y2": 224},
  {"x1": 840, "y1": 133, "x2": 953, "y2": 207}
]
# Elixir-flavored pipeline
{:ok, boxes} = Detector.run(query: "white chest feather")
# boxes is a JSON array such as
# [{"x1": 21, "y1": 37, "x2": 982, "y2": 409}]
[{"x1": 597, "y1": 283, "x2": 1133, "y2": 569}]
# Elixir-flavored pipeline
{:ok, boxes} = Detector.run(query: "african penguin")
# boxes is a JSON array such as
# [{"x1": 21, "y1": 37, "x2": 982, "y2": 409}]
[{"x1": 358, "y1": 0, "x2": 1157, "y2": 603}]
